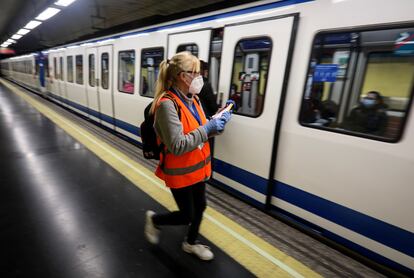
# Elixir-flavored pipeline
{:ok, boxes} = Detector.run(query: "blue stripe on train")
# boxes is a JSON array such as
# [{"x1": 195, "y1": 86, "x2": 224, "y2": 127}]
[
  {"x1": 273, "y1": 181, "x2": 414, "y2": 258},
  {"x1": 48, "y1": 92, "x2": 414, "y2": 272},
  {"x1": 48, "y1": 93, "x2": 139, "y2": 136},
  {"x1": 211, "y1": 177, "x2": 414, "y2": 275},
  {"x1": 213, "y1": 159, "x2": 414, "y2": 259}
]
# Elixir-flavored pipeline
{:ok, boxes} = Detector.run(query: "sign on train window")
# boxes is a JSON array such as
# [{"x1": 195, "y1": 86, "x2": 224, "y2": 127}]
[
  {"x1": 140, "y1": 47, "x2": 164, "y2": 97},
  {"x1": 177, "y1": 44, "x2": 198, "y2": 57},
  {"x1": 300, "y1": 27, "x2": 414, "y2": 142},
  {"x1": 75, "y1": 55, "x2": 83, "y2": 85},
  {"x1": 118, "y1": 50, "x2": 135, "y2": 94},
  {"x1": 101, "y1": 53, "x2": 109, "y2": 89},
  {"x1": 67, "y1": 56, "x2": 73, "y2": 83},
  {"x1": 88, "y1": 54, "x2": 95, "y2": 87},
  {"x1": 229, "y1": 37, "x2": 272, "y2": 117}
]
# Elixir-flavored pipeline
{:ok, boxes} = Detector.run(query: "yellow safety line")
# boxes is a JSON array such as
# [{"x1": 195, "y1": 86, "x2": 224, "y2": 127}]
[{"x1": 1, "y1": 79, "x2": 322, "y2": 278}]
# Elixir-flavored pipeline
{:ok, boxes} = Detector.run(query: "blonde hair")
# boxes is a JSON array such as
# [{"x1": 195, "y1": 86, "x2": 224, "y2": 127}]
[{"x1": 150, "y1": 51, "x2": 200, "y2": 114}]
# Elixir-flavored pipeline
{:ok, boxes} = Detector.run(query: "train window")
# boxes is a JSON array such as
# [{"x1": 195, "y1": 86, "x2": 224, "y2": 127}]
[
  {"x1": 118, "y1": 50, "x2": 135, "y2": 94},
  {"x1": 35, "y1": 60, "x2": 39, "y2": 75},
  {"x1": 88, "y1": 54, "x2": 95, "y2": 87},
  {"x1": 209, "y1": 28, "x2": 224, "y2": 102},
  {"x1": 101, "y1": 53, "x2": 109, "y2": 89},
  {"x1": 177, "y1": 44, "x2": 198, "y2": 57},
  {"x1": 75, "y1": 55, "x2": 83, "y2": 85},
  {"x1": 67, "y1": 56, "x2": 74, "y2": 83},
  {"x1": 27, "y1": 61, "x2": 32, "y2": 74},
  {"x1": 140, "y1": 47, "x2": 164, "y2": 97},
  {"x1": 45, "y1": 57, "x2": 49, "y2": 78},
  {"x1": 59, "y1": 57, "x2": 63, "y2": 80},
  {"x1": 229, "y1": 37, "x2": 272, "y2": 117},
  {"x1": 54, "y1": 58, "x2": 58, "y2": 79},
  {"x1": 300, "y1": 27, "x2": 414, "y2": 142}
]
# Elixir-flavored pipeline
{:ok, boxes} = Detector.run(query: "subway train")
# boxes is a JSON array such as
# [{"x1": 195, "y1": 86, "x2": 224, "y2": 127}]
[{"x1": 1, "y1": 0, "x2": 413, "y2": 274}]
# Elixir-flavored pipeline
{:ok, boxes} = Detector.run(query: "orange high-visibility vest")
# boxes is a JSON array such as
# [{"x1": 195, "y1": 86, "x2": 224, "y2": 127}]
[{"x1": 155, "y1": 91, "x2": 211, "y2": 188}]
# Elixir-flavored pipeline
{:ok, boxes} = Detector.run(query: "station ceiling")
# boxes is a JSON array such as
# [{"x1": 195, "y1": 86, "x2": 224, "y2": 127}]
[{"x1": 0, "y1": 0, "x2": 260, "y2": 56}]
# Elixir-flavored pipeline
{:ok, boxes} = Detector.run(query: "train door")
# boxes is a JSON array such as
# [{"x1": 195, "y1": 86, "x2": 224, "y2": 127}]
[
  {"x1": 167, "y1": 29, "x2": 211, "y2": 61},
  {"x1": 213, "y1": 15, "x2": 297, "y2": 205},
  {"x1": 96, "y1": 45, "x2": 115, "y2": 128},
  {"x1": 86, "y1": 48, "x2": 101, "y2": 122}
]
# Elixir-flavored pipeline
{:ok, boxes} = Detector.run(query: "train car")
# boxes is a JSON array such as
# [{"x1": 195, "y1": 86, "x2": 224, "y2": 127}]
[
  {"x1": 2, "y1": 54, "x2": 36, "y2": 89},
  {"x1": 1, "y1": 0, "x2": 413, "y2": 274},
  {"x1": 1, "y1": 53, "x2": 49, "y2": 93}
]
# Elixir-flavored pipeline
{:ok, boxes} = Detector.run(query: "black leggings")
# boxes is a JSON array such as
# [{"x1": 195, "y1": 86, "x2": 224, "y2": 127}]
[{"x1": 152, "y1": 182, "x2": 206, "y2": 244}]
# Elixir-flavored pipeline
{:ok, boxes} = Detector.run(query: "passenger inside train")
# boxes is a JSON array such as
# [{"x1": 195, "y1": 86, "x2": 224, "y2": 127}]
[
  {"x1": 344, "y1": 91, "x2": 388, "y2": 136},
  {"x1": 122, "y1": 75, "x2": 135, "y2": 93},
  {"x1": 300, "y1": 82, "x2": 338, "y2": 127}
]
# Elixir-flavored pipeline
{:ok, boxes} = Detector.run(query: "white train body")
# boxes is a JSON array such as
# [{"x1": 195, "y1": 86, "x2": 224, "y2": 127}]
[{"x1": 2, "y1": 0, "x2": 413, "y2": 273}]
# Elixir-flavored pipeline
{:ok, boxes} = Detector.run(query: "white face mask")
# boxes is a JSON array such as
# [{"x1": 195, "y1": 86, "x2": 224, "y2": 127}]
[{"x1": 188, "y1": 75, "x2": 204, "y2": 95}]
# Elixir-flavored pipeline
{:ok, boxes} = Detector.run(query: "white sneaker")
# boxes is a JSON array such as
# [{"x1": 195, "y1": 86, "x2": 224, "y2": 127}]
[
  {"x1": 145, "y1": 210, "x2": 160, "y2": 244},
  {"x1": 182, "y1": 241, "x2": 214, "y2": 261}
]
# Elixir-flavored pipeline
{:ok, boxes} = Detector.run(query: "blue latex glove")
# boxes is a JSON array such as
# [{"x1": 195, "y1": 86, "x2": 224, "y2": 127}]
[
  {"x1": 203, "y1": 117, "x2": 225, "y2": 135},
  {"x1": 203, "y1": 111, "x2": 231, "y2": 135},
  {"x1": 220, "y1": 111, "x2": 232, "y2": 124}
]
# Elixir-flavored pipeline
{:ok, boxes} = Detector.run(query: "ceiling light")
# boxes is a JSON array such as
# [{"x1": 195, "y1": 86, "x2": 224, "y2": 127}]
[
  {"x1": 54, "y1": 0, "x2": 76, "y2": 7},
  {"x1": 24, "y1": 20, "x2": 42, "y2": 30},
  {"x1": 6, "y1": 39, "x2": 16, "y2": 43},
  {"x1": 11, "y1": 34, "x2": 23, "y2": 40},
  {"x1": 17, "y1": 28, "x2": 31, "y2": 35},
  {"x1": 1, "y1": 44, "x2": 9, "y2": 47},
  {"x1": 35, "y1": 7, "x2": 61, "y2": 21}
]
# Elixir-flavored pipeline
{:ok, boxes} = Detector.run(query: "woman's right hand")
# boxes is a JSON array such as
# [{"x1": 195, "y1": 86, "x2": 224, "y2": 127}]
[{"x1": 203, "y1": 111, "x2": 231, "y2": 135}]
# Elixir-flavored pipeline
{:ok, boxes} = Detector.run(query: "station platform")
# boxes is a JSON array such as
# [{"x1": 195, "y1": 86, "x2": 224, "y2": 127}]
[{"x1": 0, "y1": 79, "x2": 384, "y2": 277}]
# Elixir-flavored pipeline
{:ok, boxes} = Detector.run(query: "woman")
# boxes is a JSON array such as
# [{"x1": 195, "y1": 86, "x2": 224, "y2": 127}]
[
  {"x1": 144, "y1": 52, "x2": 232, "y2": 261},
  {"x1": 345, "y1": 91, "x2": 388, "y2": 136}
]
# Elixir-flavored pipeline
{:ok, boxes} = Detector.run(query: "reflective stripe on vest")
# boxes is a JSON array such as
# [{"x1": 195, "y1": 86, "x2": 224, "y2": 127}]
[
  {"x1": 161, "y1": 155, "x2": 211, "y2": 176},
  {"x1": 155, "y1": 91, "x2": 211, "y2": 188}
]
